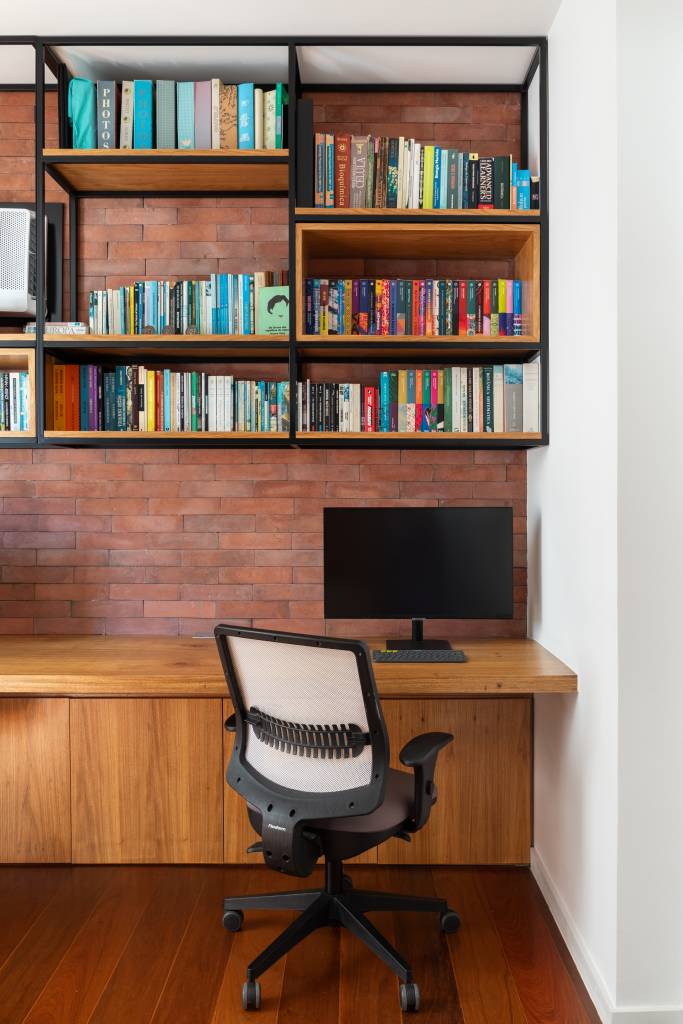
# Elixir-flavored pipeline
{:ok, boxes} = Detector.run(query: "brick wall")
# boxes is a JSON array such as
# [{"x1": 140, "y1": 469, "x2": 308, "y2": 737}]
[{"x1": 0, "y1": 89, "x2": 527, "y2": 638}]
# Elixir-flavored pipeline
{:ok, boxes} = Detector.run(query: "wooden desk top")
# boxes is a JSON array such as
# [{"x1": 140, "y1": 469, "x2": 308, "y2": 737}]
[{"x1": 0, "y1": 636, "x2": 576, "y2": 698}]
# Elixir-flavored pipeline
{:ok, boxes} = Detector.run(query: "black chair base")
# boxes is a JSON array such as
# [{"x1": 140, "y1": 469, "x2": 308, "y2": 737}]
[{"x1": 223, "y1": 859, "x2": 460, "y2": 1011}]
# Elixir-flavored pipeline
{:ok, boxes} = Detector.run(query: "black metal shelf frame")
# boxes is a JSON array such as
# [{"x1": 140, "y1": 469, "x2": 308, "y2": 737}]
[{"x1": 6, "y1": 34, "x2": 548, "y2": 450}]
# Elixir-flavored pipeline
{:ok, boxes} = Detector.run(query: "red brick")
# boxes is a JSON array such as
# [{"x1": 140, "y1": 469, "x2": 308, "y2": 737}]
[
  {"x1": 148, "y1": 497, "x2": 219, "y2": 515},
  {"x1": 145, "y1": 601, "x2": 215, "y2": 618},
  {"x1": 0, "y1": 600, "x2": 70, "y2": 617},
  {"x1": 146, "y1": 567, "x2": 218, "y2": 584},
  {"x1": 110, "y1": 549, "x2": 181, "y2": 566},
  {"x1": 0, "y1": 583, "x2": 34, "y2": 599},
  {"x1": 144, "y1": 464, "x2": 215, "y2": 481},
  {"x1": 35, "y1": 618, "x2": 106, "y2": 635},
  {"x1": 254, "y1": 550, "x2": 322, "y2": 566},
  {"x1": 359, "y1": 464, "x2": 433, "y2": 482},
  {"x1": 325, "y1": 482, "x2": 399, "y2": 499},
  {"x1": 472, "y1": 481, "x2": 526, "y2": 499},
  {"x1": 180, "y1": 481, "x2": 253, "y2": 498},
  {"x1": 219, "y1": 533, "x2": 290, "y2": 550},
  {"x1": 179, "y1": 450, "x2": 252, "y2": 464},
  {"x1": 218, "y1": 566, "x2": 291, "y2": 584},
  {"x1": 253, "y1": 481, "x2": 324, "y2": 498},
  {"x1": 2, "y1": 566, "x2": 72, "y2": 583},
  {"x1": 216, "y1": 464, "x2": 286, "y2": 481},
  {"x1": 400, "y1": 482, "x2": 474, "y2": 499},
  {"x1": 112, "y1": 515, "x2": 182, "y2": 533},
  {"x1": 182, "y1": 550, "x2": 254, "y2": 567},
  {"x1": 76, "y1": 498, "x2": 147, "y2": 515},
  {"x1": 292, "y1": 533, "x2": 323, "y2": 549},
  {"x1": 72, "y1": 601, "x2": 143, "y2": 618},
  {"x1": 253, "y1": 584, "x2": 322, "y2": 601},
  {"x1": 293, "y1": 567, "x2": 323, "y2": 584},
  {"x1": 106, "y1": 449, "x2": 179, "y2": 464},
  {"x1": 290, "y1": 601, "x2": 324, "y2": 618},
  {"x1": 35, "y1": 583, "x2": 108, "y2": 601},
  {"x1": 182, "y1": 515, "x2": 255, "y2": 533},
  {"x1": 72, "y1": 464, "x2": 142, "y2": 481},
  {"x1": 38, "y1": 549, "x2": 106, "y2": 566},
  {"x1": 106, "y1": 618, "x2": 179, "y2": 636},
  {"x1": 75, "y1": 567, "x2": 145, "y2": 584},
  {"x1": 0, "y1": 619, "x2": 33, "y2": 634},
  {"x1": 3, "y1": 531, "x2": 74, "y2": 548},
  {"x1": 219, "y1": 498, "x2": 294, "y2": 515},
  {"x1": 3, "y1": 497, "x2": 75, "y2": 514},
  {"x1": 110, "y1": 584, "x2": 179, "y2": 600},
  {"x1": 216, "y1": 601, "x2": 289, "y2": 618},
  {"x1": 432, "y1": 466, "x2": 507, "y2": 482}
]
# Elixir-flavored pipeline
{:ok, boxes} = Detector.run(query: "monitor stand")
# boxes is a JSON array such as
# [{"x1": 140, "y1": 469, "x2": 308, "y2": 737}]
[{"x1": 387, "y1": 618, "x2": 452, "y2": 651}]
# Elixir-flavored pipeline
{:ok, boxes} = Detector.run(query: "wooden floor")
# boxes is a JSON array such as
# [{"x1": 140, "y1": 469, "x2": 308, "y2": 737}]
[{"x1": 0, "y1": 865, "x2": 599, "y2": 1024}]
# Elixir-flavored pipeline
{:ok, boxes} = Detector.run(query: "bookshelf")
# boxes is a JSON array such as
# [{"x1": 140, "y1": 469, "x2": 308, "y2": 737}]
[
  {"x1": 0, "y1": 343, "x2": 37, "y2": 442},
  {"x1": 13, "y1": 36, "x2": 547, "y2": 450}
]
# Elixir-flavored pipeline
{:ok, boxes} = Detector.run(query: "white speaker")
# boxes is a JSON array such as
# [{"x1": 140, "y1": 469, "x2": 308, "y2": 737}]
[{"x1": 0, "y1": 207, "x2": 42, "y2": 315}]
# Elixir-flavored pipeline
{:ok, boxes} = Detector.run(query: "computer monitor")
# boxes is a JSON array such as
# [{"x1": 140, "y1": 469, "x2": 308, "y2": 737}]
[{"x1": 323, "y1": 506, "x2": 513, "y2": 649}]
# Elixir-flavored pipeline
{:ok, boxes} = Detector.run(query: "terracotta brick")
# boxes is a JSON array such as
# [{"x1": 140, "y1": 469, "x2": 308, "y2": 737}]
[
  {"x1": 145, "y1": 601, "x2": 215, "y2": 618},
  {"x1": 2, "y1": 567, "x2": 72, "y2": 584},
  {"x1": 472, "y1": 481, "x2": 526, "y2": 499},
  {"x1": 38, "y1": 549, "x2": 106, "y2": 566},
  {"x1": 182, "y1": 515, "x2": 255, "y2": 533},
  {"x1": 359, "y1": 464, "x2": 433, "y2": 482},
  {"x1": 254, "y1": 550, "x2": 322, "y2": 567},
  {"x1": 106, "y1": 449, "x2": 178, "y2": 464},
  {"x1": 148, "y1": 497, "x2": 220, "y2": 515},
  {"x1": 219, "y1": 533, "x2": 291, "y2": 550},
  {"x1": 253, "y1": 584, "x2": 322, "y2": 601},
  {"x1": 106, "y1": 618, "x2": 179, "y2": 636},
  {"x1": 325, "y1": 482, "x2": 399, "y2": 499},
  {"x1": 72, "y1": 600, "x2": 143, "y2": 618},
  {"x1": 110, "y1": 584, "x2": 179, "y2": 600},
  {"x1": 400, "y1": 482, "x2": 474, "y2": 499},
  {"x1": 146, "y1": 567, "x2": 218, "y2": 584},
  {"x1": 293, "y1": 567, "x2": 323, "y2": 584},
  {"x1": 76, "y1": 498, "x2": 147, "y2": 515},
  {"x1": 432, "y1": 466, "x2": 507, "y2": 482},
  {"x1": 179, "y1": 449, "x2": 252, "y2": 464},
  {"x1": 216, "y1": 464, "x2": 286, "y2": 481},
  {"x1": 0, "y1": 619, "x2": 33, "y2": 634},
  {"x1": 0, "y1": 583, "x2": 34, "y2": 600},
  {"x1": 254, "y1": 618, "x2": 325, "y2": 635},
  {"x1": 75, "y1": 567, "x2": 145, "y2": 584},
  {"x1": 182, "y1": 550, "x2": 254, "y2": 567},
  {"x1": 144, "y1": 464, "x2": 215, "y2": 481},
  {"x1": 35, "y1": 618, "x2": 106, "y2": 635},
  {"x1": 3, "y1": 497, "x2": 75, "y2": 514},
  {"x1": 0, "y1": 550, "x2": 36, "y2": 565},
  {"x1": 290, "y1": 601, "x2": 324, "y2": 618},
  {"x1": 253, "y1": 481, "x2": 324, "y2": 498},
  {"x1": 218, "y1": 566, "x2": 291, "y2": 584},
  {"x1": 181, "y1": 481, "x2": 253, "y2": 497},
  {"x1": 292, "y1": 533, "x2": 323, "y2": 549},
  {"x1": 110, "y1": 549, "x2": 181, "y2": 566},
  {"x1": 3, "y1": 531, "x2": 75, "y2": 548},
  {"x1": 219, "y1": 498, "x2": 294, "y2": 515},
  {"x1": 216, "y1": 601, "x2": 289, "y2": 618}
]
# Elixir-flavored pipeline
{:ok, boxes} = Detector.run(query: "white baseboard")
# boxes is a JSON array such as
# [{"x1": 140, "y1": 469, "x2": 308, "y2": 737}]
[{"x1": 530, "y1": 848, "x2": 683, "y2": 1024}]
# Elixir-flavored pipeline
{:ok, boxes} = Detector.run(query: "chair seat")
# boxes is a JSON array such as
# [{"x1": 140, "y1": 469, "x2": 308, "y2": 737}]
[{"x1": 310, "y1": 768, "x2": 415, "y2": 834}]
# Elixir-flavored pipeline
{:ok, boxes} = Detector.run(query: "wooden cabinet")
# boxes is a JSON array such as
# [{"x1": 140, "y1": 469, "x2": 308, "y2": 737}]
[
  {"x1": 70, "y1": 698, "x2": 223, "y2": 863},
  {"x1": 379, "y1": 698, "x2": 532, "y2": 865},
  {"x1": 0, "y1": 698, "x2": 70, "y2": 862}
]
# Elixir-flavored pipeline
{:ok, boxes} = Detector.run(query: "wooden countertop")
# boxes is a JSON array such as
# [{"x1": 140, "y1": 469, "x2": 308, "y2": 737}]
[{"x1": 0, "y1": 636, "x2": 576, "y2": 698}]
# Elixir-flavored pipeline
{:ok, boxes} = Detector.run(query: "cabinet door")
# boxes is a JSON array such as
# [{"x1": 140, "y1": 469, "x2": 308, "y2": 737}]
[
  {"x1": 379, "y1": 698, "x2": 531, "y2": 865},
  {"x1": 0, "y1": 698, "x2": 71, "y2": 862},
  {"x1": 71, "y1": 698, "x2": 223, "y2": 863},
  {"x1": 222, "y1": 700, "x2": 377, "y2": 864}
]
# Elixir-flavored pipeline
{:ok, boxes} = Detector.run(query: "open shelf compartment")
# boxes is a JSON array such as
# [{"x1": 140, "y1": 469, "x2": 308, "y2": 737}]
[{"x1": 0, "y1": 347, "x2": 36, "y2": 441}]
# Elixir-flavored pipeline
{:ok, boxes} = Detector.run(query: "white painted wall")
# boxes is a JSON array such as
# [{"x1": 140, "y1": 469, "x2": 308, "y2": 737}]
[
  {"x1": 616, "y1": 0, "x2": 683, "y2": 1012},
  {"x1": 527, "y1": 0, "x2": 620, "y2": 1016}
]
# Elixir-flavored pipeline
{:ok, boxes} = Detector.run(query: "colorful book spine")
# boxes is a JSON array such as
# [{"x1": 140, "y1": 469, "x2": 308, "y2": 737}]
[
  {"x1": 96, "y1": 81, "x2": 118, "y2": 149},
  {"x1": 237, "y1": 83, "x2": 255, "y2": 149},
  {"x1": 176, "y1": 82, "x2": 195, "y2": 149},
  {"x1": 133, "y1": 81, "x2": 153, "y2": 149},
  {"x1": 156, "y1": 80, "x2": 176, "y2": 148}
]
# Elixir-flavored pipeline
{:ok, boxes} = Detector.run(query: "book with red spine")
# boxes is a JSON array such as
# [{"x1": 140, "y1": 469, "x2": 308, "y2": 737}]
[
  {"x1": 363, "y1": 385, "x2": 376, "y2": 431},
  {"x1": 483, "y1": 280, "x2": 491, "y2": 336},
  {"x1": 458, "y1": 279, "x2": 468, "y2": 334},
  {"x1": 475, "y1": 280, "x2": 484, "y2": 334},
  {"x1": 412, "y1": 280, "x2": 420, "y2": 334},
  {"x1": 335, "y1": 134, "x2": 351, "y2": 208},
  {"x1": 430, "y1": 369, "x2": 439, "y2": 431}
]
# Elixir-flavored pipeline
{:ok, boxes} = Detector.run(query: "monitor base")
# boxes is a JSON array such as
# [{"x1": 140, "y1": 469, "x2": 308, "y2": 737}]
[{"x1": 386, "y1": 638, "x2": 452, "y2": 651}]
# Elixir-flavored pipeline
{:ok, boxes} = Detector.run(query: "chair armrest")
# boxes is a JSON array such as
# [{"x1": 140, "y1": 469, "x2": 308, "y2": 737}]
[{"x1": 399, "y1": 732, "x2": 453, "y2": 831}]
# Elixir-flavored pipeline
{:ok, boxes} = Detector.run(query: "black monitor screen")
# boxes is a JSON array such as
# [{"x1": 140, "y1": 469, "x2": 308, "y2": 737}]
[{"x1": 324, "y1": 507, "x2": 513, "y2": 620}]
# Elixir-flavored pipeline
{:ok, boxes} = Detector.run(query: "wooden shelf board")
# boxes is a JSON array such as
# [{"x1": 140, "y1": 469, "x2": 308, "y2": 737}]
[
  {"x1": 296, "y1": 431, "x2": 542, "y2": 440},
  {"x1": 297, "y1": 334, "x2": 538, "y2": 345},
  {"x1": 43, "y1": 148, "x2": 289, "y2": 194},
  {"x1": 44, "y1": 430, "x2": 289, "y2": 440},
  {"x1": 296, "y1": 207, "x2": 541, "y2": 218},
  {"x1": 44, "y1": 334, "x2": 290, "y2": 359}
]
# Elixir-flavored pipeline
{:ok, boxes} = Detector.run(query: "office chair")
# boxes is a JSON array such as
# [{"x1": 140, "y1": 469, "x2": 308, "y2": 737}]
[{"x1": 215, "y1": 624, "x2": 460, "y2": 1013}]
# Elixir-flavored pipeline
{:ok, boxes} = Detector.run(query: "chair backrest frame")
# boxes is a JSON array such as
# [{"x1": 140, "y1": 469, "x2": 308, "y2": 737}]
[{"x1": 215, "y1": 624, "x2": 390, "y2": 827}]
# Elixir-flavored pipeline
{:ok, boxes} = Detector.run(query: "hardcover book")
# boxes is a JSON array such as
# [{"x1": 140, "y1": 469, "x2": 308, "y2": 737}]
[
  {"x1": 264, "y1": 88, "x2": 277, "y2": 149},
  {"x1": 523, "y1": 361, "x2": 540, "y2": 431},
  {"x1": 156, "y1": 80, "x2": 176, "y2": 149},
  {"x1": 350, "y1": 136, "x2": 368, "y2": 207},
  {"x1": 133, "y1": 81, "x2": 153, "y2": 149},
  {"x1": 220, "y1": 85, "x2": 238, "y2": 148},
  {"x1": 237, "y1": 83, "x2": 255, "y2": 149},
  {"x1": 275, "y1": 83, "x2": 288, "y2": 149},
  {"x1": 68, "y1": 78, "x2": 96, "y2": 149},
  {"x1": 119, "y1": 81, "x2": 134, "y2": 148},
  {"x1": 176, "y1": 82, "x2": 195, "y2": 149},
  {"x1": 211, "y1": 79, "x2": 222, "y2": 149},
  {"x1": 335, "y1": 134, "x2": 350, "y2": 207},
  {"x1": 254, "y1": 88, "x2": 264, "y2": 149},
  {"x1": 194, "y1": 81, "x2": 212, "y2": 149},
  {"x1": 96, "y1": 81, "x2": 118, "y2": 149},
  {"x1": 504, "y1": 364, "x2": 523, "y2": 431},
  {"x1": 478, "y1": 157, "x2": 494, "y2": 208}
]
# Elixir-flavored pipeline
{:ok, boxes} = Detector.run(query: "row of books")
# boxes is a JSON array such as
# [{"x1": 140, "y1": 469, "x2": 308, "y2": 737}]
[
  {"x1": 68, "y1": 78, "x2": 288, "y2": 151},
  {"x1": 88, "y1": 275, "x2": 289, "y2": 336},
  {"x1": 314, "y1": 134, "x2": 539, "y2": 210},
  {"x1": 51, "y1": 365, "x2": 290, "y2": 433},
  {"x1": 297, "y1": 364, "x2": 540, "y2": 433},
  {"x1": 0, "y1": 372, "x2": 31, "y2": 432},
  {"x1": 305, "y1": 278, "x2": 527, "y2": 337}
]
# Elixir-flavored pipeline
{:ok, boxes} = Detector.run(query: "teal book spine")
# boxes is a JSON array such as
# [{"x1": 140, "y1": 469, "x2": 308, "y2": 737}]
[
  {"x1": 406, "y1": 368, "x2": 416, "y2": 432},
  {"x1": 447, "y1": 149, "x2": 458, "y2": 208},
  {"x1": 115, "y1": 366, "x2": 127, "y2": 429},
  {"x1": 156, "y1": 80, "x2": 176, "y2": 148},
  {"x1": 68, "y1": 78, "x2": 96, "y2": 149},
  {"x1": 176, "y1": 82, "x2": 195, "y2": 150},
  {"x1": 237, "y1": 83, "x2": 254, "y2": 148},
  {"x1": 275, "y1": 83, "x2": 288, "y2": 148},
  {"x1": 163, "y1": 369, "x2": 171, "y2": 431},
  {"x1": 379, "y1": 371, "x2": 390, "y2": 432},
  {"x1": 389, "y1": 370, "x2": 398, "y2": 431},
  {"x1": 433, "y1": 146, "x2": 441, "y2": 209},
  {"x1": 133, "y1": 81, "x2": 153, "y2": 148},
  {"x1": 79, "y1": 366, "x2": 89, "y2": 429}
]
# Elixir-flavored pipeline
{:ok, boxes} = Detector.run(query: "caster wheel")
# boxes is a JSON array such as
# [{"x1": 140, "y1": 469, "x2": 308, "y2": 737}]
[
  {"x1": 440, "y1": 909, "x2": 461, "y2": 934},
  {"x1": 242, "y1": 980, "x2": 261, "y2": 1011},
  {"x1": 223, "y1": 909, "x2": 244, "y2": 932},
  {"x1": 399, "y1": 982, "x2": 420, "y2": 1012}
]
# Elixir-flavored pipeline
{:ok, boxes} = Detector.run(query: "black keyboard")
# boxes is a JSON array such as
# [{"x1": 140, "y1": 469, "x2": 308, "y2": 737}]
[{"x1": 373, "y1": 649, "x2": 466, "y2": 663}]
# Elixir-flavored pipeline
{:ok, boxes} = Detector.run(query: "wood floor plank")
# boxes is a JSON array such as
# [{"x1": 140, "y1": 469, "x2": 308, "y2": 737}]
[
  {"x1": 0, "y1": 867, "x2": 112, "y2": 1024},
  {"x1": 477, "y1": 869, "x2": 600, "y2": 1024},
  {"x1": 87, "y1": 867, "x2": 205, "y2": 1024},
  {"x1": 0, "y1": 867, "x2": 72, "y2": 972},
  {"x1": 22, "y1": 868, "x2": 155, "y2": 1024},
  {"x1": 150, "y1": 869, "x2": 243, "y2": 1024},
  {"x1": 385, "y1": 866, "x2": 464, "y2": 1023},
  {"x1": 432, "y1": 867, "x2": 528, "y2": 1024},
  {"x1": 209, "y1": 866, "x2": 303, "y2": 1024},
  {"x1": 339, "y1": 867, "x2": 403, "y2": 1024}
]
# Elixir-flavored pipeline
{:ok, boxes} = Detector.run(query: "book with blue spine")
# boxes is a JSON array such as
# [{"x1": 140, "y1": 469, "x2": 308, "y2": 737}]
[
  {"x1": 115, "y1": 366, "x2": 127, "y2": 429},
  {"x1": 325, "y1": 135, "x2": 335, "y2": 207},
  {"x1": 513, "y1": 280, "x2": 523, "y2": 335},
  {"x1": 163, "y1": 369, "x2": 171, "y2": 430},
  {"x1": 511, "y1": 162, "x2": 518, "y2": 207},
  {"x1": 389, "y1": 280, "x2": 397, "y2": 334},
  {"x1": 237, "y1": 83, "x2": 255, "y2": 148},
  {"x1": 379, "y1": 371, "x2": 390, "y2": 431},
  {"x1": 176, "y1": 82, "x2": 195, "y2": 149},
  {"x1": 433, "y1": 147, "x2": 441, "y2": 209},
  {"x1": 133, "y1": 81, "x2": 153, "y2": 149},
  {"x1": 516, "y1": 170, "x2": 531, "y2": 209},
  {"x1": 241, "y1": 275, "x2": 251, "y2": 334}
]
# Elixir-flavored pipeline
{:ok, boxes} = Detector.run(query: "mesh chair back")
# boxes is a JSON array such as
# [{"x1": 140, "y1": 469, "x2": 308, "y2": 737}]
[{"x1": 215, "y1": 625, "x2": 389, "y2": 821}]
